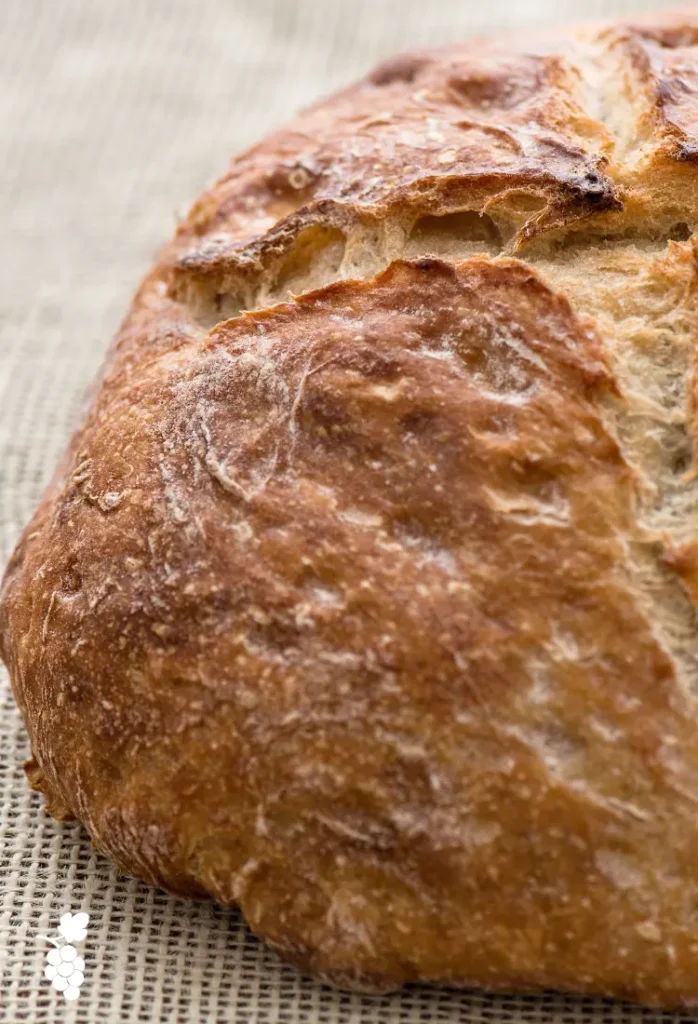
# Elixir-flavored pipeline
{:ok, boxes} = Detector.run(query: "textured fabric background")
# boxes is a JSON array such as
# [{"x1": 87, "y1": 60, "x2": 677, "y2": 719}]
[{"x1": 1, "y1": 1, "x2": 697, "y2": 1021}]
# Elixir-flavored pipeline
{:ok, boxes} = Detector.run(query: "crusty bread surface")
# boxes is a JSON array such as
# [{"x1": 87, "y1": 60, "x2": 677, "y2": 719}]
[{"x1": 6, "y1": 6, "x2": 698, "y2": 1007}]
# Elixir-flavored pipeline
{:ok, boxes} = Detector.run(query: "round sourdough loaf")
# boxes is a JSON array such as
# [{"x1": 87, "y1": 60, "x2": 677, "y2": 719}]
[{"x1": 6, "y1": 7, "x2": 698, "y2": 1008}]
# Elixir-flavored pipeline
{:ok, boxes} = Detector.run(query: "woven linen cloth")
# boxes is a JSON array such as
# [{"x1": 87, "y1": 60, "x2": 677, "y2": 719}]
[{"x1": 1, "y1": 0, "x2": 696, "y2": 1021}]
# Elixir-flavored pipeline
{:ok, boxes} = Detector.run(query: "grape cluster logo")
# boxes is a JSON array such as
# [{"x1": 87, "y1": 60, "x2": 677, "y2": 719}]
[{"x1": 39, "y1": 912, "x2": 89, "y2": 1002}]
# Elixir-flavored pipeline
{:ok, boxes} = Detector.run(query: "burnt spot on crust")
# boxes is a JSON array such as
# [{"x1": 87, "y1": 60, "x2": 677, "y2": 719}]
[{"x1": 568, "y1": 168, "x2": 617, "y2": 204}]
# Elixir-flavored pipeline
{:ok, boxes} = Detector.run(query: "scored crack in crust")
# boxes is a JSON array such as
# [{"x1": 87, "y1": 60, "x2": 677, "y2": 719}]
[{"x1": 5, "y1": 6, "x2": 698, "y2": 1008}]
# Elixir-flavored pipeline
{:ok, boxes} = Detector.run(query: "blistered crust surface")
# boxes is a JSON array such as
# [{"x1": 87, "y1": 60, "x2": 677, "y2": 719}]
[{"x1": 6, "y1": 6, "x2": 698, "y2": 1009}]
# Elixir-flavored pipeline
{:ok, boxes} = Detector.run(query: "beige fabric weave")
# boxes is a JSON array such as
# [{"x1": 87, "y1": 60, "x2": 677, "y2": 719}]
[{"x1": 2, "y1": 1, "x2": 697, "y2": 1020}]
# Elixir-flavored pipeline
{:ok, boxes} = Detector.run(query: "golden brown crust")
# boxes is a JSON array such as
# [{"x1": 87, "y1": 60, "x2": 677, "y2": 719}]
[{"x1": 7, "y1": 6, "x2": 698, "y2": 1008}]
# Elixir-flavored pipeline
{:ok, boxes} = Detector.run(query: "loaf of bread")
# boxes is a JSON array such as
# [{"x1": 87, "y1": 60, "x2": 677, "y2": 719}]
[{"x1": 7, "y1": 7, "x2": 698, "y2": 1007}]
